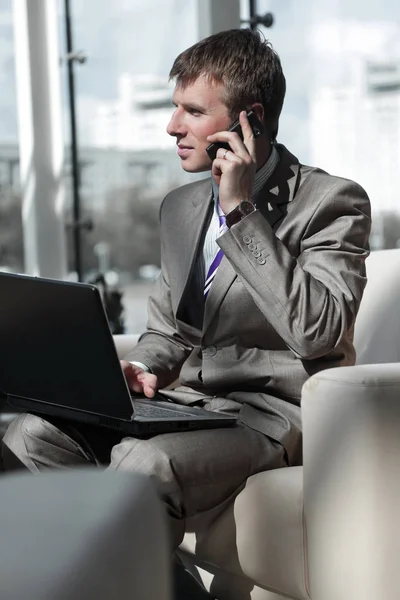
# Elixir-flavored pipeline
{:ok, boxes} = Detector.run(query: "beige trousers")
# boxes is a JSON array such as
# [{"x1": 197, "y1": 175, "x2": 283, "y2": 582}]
[{"x1": 3, "y1": 411, "x2": 287, "y2": 548}]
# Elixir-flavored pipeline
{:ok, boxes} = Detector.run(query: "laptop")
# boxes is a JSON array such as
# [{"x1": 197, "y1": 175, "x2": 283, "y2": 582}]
[{"x1": 0, "y1": 272, "x2": 237, "y2": 435}]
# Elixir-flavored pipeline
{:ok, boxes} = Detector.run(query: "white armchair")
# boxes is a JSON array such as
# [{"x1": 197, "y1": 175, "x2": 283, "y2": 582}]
[{"x1": 114, "y1": 248, "x2": 400, "y2": 600}]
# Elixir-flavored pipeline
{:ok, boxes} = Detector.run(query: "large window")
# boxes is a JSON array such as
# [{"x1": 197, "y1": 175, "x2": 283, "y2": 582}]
[
  {"x1": 0, "y1": 1, "x2": 399, "y2": 334},
  {"x1": 255, "y1": 0, "x2": 400, "y2": 249},
  {"x1": 0, "y1": 0, "x2": 22, "y2": 274},
  {"x1": 67, "y1": 0, "x2": 400, "y2": 332},
  {"x1": 66, "y1": 0, "x2": 202, "y2": 333}
]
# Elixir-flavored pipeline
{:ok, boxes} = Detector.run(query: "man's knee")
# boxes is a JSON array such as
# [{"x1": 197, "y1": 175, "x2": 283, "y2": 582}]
[
  {"x1": 2, "y1": 413, "x2": 49, "y2": 470},
  {"x1": 3, "y1": 413, "x2": 93, "y2": 471},
  {"x1": 111, "y1": 436, "x2": 178, "y2": 486},
  {"x1": 4, "y1": 412, "x2": 45, "y2": 446}
]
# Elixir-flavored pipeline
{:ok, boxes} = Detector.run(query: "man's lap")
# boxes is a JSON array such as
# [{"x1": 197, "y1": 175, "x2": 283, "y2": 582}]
[
  {"x1": 110, "y1": 423, "x2": 286, "y2": 513},
  {"x1": 3, "y1": 411, "x2": 287, "y2": 548}
]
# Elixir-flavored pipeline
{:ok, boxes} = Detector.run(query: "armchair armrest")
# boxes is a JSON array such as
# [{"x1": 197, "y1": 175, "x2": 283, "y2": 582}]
[
  {"x1": 0, "y1": 470, "x2": 171, "y2": 600},
  {"x1": 303, "y1": 363, "x2": 400, "y2": 600},
  {"x1": 113, "y1": 334, "x2": 140, "y2": 359}
]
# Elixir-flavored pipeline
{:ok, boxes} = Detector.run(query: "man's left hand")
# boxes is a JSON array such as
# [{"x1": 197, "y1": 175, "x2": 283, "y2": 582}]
[{"x1": 207, "y1": 111, "x2": 257, "y2": 215}]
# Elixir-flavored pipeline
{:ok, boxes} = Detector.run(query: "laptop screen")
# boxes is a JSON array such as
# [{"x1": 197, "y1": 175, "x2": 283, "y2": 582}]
[{"x1": 0, "y1": 273, "x2": 134, "y2": 419}]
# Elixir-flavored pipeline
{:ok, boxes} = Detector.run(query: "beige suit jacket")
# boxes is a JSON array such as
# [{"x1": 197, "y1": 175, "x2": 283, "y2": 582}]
[{"x1": 126, "y1": 145, "x2": 371, "y2": 464}]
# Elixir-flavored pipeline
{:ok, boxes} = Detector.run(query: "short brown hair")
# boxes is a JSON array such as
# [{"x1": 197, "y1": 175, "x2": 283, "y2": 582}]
[{"x1": 169, "y1": 28, "x2": 286, "y2": 140}]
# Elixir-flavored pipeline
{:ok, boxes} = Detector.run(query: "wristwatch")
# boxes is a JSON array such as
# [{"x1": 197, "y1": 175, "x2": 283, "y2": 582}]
[{"x1": 225, "y1": 201, "x2": 256, "y2": 228}]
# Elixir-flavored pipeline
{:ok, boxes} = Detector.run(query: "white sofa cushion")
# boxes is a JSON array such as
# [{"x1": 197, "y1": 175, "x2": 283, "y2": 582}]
[
  {"x1": 354, "y1": 249, "x2": 400, "y2": 364},
  {"x1": 181, "y1": 467, "x2": 308, "y2": 600}
]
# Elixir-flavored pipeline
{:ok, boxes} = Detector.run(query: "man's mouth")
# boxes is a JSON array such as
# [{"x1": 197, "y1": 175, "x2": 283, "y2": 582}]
[{"x1": 177, "y1": 145, "x2": 194, "y2": 158}]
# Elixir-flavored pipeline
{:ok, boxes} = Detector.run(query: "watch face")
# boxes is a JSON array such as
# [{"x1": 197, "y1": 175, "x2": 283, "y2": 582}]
[{"x1": 240, "y1": 201, "x2": 255, "y2": 215}]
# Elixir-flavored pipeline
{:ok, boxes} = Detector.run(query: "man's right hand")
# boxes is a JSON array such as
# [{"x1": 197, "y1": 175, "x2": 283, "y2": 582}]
[{"x1": 120, "y1": 361, "x2": 158, "y2": 399}]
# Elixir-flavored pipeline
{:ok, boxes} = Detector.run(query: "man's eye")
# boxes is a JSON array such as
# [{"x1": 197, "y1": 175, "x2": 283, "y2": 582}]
[{"x1": 188, "y1": 108, "x2": 202, "y2": 116}]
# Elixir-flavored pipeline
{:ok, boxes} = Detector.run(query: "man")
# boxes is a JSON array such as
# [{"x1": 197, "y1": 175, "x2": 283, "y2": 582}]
[{"x1": 4, "y1": 28, "x2": 370, "y2": 551}]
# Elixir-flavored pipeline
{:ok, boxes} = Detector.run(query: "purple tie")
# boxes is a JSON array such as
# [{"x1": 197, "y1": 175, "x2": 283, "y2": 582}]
[{"x1": 204, "y1": 205, "x2": 227, "y2": 298}]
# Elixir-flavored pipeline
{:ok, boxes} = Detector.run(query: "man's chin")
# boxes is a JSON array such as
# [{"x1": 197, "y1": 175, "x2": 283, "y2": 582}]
[{"x1": 180, "y1": 161, "x2": 212, "y2": 174}]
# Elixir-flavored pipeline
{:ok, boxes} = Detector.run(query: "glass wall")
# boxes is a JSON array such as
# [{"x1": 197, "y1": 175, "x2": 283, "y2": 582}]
[
  {"x1": 0, "y1": 1, "x2": 399, "y2": 334},
  {"x1": 66, "y1": 0, "x2": 400, "y2": 333},
  {"x1": 0, "y1": 0, "x2": 22, "y2": 274},
  {"x1": 65, "y1": 0, "x2": 202, "y2": 333},
  {"x1": 254, "y1": 0, "x2": 400, "y2": 250}
]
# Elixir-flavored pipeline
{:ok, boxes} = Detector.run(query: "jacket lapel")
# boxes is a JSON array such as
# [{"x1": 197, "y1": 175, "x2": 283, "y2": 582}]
[
  {"x1": 202, "y1": 145, "x2": 301, "y2": 336},
  {"x1": 173, "y1": 179, "x2": 213, "y2": 313}
]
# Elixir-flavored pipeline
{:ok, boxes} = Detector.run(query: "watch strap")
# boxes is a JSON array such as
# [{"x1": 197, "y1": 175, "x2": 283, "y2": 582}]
[{"x1": 225, "y1": 201, "x2": 255, "y2": 228}]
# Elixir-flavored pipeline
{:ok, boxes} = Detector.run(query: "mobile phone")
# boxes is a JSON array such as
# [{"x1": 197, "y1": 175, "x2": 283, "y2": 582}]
[{"x1": 206, "y1": 110, "x2": 264, "y2": 161}]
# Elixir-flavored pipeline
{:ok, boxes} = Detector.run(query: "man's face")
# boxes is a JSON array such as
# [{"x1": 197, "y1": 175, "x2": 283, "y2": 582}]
[{"x1": 167, "y1": 75, "x2": 232, "y2": 173}]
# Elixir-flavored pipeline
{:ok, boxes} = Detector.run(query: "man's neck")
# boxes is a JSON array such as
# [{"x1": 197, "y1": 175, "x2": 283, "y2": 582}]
[{"x1": 255, "y1": 140, "x2": 272, "y2": 172}]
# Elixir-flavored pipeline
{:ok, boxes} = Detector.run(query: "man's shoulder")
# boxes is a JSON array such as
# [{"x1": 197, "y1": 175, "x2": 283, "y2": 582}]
[
  {"x1": 297, "y1": 162, "x2": 369, "y2": 200},
  {"x1": 279, "y1": 144, "x2": 368, "y2": 197},
  {"x1": 161, "y1": 177, "x2": 211, "y2": 210}
]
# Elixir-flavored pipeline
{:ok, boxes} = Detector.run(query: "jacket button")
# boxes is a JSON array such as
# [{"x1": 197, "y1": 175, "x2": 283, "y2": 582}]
[
  {"x1": 257, "y1": 257, "x2": 266, "y2": 265},
  {"x1": 203, "y1": 345, "x2": 217, "y2": 357},
  {"x1": 253, "y1": 250, "x2": 261, "y2": 258},
  {"x1": 248, "y1": 243, "x2": 257, "y2": 251},
  {"x1": 243, "y1": 235, "x2": 252, "y2": 244}
]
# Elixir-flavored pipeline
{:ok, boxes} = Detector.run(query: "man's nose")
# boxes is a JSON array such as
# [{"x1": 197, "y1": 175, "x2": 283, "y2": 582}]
[{"x1": 167, "y1": 110, "x2": 184, "y2": 137}]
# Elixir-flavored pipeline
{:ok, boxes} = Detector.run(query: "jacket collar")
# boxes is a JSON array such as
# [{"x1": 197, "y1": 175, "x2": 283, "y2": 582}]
[{"x1": 253, "y1": 144, "x2": 301, "y2": 229}]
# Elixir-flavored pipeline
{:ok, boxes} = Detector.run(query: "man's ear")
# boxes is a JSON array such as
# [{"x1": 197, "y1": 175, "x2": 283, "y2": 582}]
[
  {"x1": 250, "y1": 103, "x2": 274, "y2": 143},
  {"x1": 250, "y1": 103, "x2": 264, "y2": 124}
]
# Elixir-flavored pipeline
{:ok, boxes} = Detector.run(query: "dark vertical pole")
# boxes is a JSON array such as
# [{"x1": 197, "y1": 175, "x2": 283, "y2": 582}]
[
  {"x1": 8, "y1": 159, "x2": 14, "y2": 188},
  {"x1": 64, "y1": 0, "x2": 82, "y2": 281},
  {"x1": 249, "y1": 0, "x2": 257, "y2": 30}
]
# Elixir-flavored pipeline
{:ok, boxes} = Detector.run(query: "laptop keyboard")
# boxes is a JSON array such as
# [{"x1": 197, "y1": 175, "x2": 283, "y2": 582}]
[{"x1": 134, "y1": 403, "x2": 199, "y2": 419}]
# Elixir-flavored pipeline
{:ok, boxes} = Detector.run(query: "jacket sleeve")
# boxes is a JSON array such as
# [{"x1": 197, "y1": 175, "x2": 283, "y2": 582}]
[
  {"x1": 122, "y1": 196, "x2": 193, "y2": 387},
  {"x1": 217, "y1": 179, "x2": 371, "y2": 360},
  {"x1": 123, "y1": 264, "x2": 193, "y2": 388}
]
